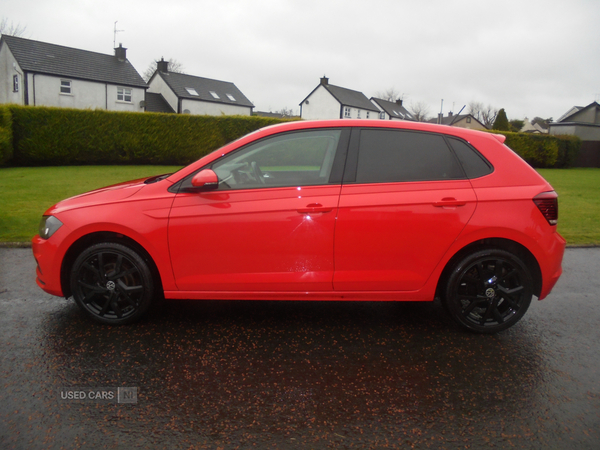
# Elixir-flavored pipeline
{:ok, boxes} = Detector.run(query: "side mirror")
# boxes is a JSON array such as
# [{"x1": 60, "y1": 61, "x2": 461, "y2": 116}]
[{"x1": 191, "y1": 169, "x2": 219, "y2": 189}]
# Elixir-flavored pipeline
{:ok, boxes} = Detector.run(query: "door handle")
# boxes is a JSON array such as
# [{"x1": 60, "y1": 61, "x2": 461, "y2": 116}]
[
  {"x1": 297, "y1": 203, "x2": 333, "y2": 214},
  {"x1": 433, "y1": 197, "x2": 467, "y2": 207}
]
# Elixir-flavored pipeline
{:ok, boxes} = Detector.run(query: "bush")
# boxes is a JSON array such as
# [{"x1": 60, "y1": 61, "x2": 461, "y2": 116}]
[
  {"x1": 488, "y1": 131, "x2": 580, "y2": 168},
  {"x1": 0, "y1": 105, "x2": 13, "y2": 166},
  {"x1": 7, "y1": 106, "x2": 288, "y2": 166}
]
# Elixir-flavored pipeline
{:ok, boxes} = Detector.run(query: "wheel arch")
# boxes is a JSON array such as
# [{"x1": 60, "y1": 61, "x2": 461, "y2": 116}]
[
  {"x1": 436, "y1": 238, "x2": 542, "y2": 299},
  {"x1": 60, "y1": 231, "x2": 163, "y2": 299}
]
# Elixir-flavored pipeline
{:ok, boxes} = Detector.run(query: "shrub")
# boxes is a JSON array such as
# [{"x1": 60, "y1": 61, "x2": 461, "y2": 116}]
[
  {"x1": 8, "y1": 106, "x2": 288, "y2": 166},
  {"x1": 0, "y1": 105, "x2": 13, "y2": 166}
]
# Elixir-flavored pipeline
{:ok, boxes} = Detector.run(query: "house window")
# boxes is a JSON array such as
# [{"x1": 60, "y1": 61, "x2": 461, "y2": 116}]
[
  {"x1": 226, "y1": 93, "x2": 236, "y2": 101},
  {"x1": 357, "y1": 109, "x2": 362, "y2": 119},
  {"x1": 466, "y1": 117, "x2": 472, "y2": 123},
  {"x1": 344, "y1": 107, "x2": 351, "y2": 118},
  {"x1": 13, "y1": 75, "x2": 19, "y2": 92},
  {"x1": 379, "y1": 111, "x2": 386, "y2": 120},
  {"x1": 60, "y1": 80, "x2": 72, "y2": 94},
  {"x1": 210, "y1": 91, "x2": 220, "y2": 99},
  {"x1": 117, "y1": 87, "x2": 132, "y2": 102},
  {"x1": 366, "y1": 111, "x2": 370, "y2": 119},
  {"x1": 185, "y1": 87, "x2": 199, "y2": 96}
]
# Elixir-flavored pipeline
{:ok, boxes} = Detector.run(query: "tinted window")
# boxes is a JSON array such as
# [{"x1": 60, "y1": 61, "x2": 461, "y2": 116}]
[
  {"x1": 211, "y1": 129, "x2": 342, "y2": 190},
  {"x1": 356, "y1": 129, "x2": 464, "y2": 183},
  {"x1": 448, "y1": 138, "x2": 493, "y2": 179}
]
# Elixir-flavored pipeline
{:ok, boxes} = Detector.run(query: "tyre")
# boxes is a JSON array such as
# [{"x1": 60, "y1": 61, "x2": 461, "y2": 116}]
[
  {"x1": 70, "y1": 242, "x2": 155, "y2": 325},
  {"x1": 442, "y1": 248, "x2": 533, "y2": 334}
]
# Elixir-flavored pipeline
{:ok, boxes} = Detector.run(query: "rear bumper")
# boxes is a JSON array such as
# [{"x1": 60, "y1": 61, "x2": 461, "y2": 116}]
[{"x1": 538, "y1": 231, "x2": 566, "y2": 300}]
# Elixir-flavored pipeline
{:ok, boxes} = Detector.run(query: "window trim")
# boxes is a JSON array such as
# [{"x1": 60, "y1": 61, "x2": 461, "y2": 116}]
[
  {"x1": 13, "y1": 75, "x2": 19, "y2": 93},
  {"x1": 343, "y1": 107, "x2": 351, "y2": 118},
  {"x1": 60, "y1": 79, "x2": 72, "y2": 95},
  {"x1": 117, "y1": 87, "x2": 133, "y2": 103}
]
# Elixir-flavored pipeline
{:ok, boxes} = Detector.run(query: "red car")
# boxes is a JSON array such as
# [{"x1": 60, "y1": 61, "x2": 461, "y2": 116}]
[{"x1": 32, "y1": 120, "x2": 565, "y2": 333}]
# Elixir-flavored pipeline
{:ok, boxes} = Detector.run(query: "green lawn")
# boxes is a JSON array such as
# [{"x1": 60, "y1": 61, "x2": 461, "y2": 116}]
[{"x1": 0, "y1": 166, "x2": 598, "y2": 246}]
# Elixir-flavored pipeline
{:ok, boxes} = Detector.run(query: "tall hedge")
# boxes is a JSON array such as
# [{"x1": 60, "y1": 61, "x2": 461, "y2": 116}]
[
  {"x1": 8, "y1": 105, "x2": 286, "y2": 166},
  {"x1": 492, "y1": 131, "x2": 580, "y2": 168},
  {"x1": 0, "y1": 105, "x2": 13, "y2": 166}
]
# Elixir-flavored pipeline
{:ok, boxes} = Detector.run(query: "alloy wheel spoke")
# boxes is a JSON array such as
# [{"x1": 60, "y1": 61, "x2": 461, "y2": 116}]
[{"x1": 98, "y1": 292, "x2": 114, "y2": 316}]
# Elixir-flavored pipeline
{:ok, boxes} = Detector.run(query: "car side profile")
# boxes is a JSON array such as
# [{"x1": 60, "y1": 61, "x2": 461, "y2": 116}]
[{"x1": 32, "y1": 120, "x2": 565, "y2": 333}]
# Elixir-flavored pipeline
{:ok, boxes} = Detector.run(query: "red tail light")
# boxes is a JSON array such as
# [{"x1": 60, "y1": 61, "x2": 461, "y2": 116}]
[{"x1": 533, "y1": 191, "x2": 558, "y2": 225}]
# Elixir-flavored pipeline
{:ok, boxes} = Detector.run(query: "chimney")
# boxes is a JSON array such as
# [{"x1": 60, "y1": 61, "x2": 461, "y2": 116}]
[
  {"x1": 157, "y1": 58, "x2": 169, "y2": 73},
  {"x1": 114, "y1": 44, "x2": 127, "y2": 62},
  {"x1": 438, "y1": 113, "x2": 443, "y2": 124},
  {"x1": 448, "y1": 111, "x2": 453, "y2": 117},
  {"x1": 320, "y1": 76, "x2": 329, "y2": 86},
  {"x1": 396, "y1": 99, "x2": 403, "y2": 107}
]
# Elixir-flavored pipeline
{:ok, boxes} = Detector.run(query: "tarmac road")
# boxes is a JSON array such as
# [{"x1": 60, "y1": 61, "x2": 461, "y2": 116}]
[{"x1": 1, "y1": 247, "x2": 599, "y2": 449}]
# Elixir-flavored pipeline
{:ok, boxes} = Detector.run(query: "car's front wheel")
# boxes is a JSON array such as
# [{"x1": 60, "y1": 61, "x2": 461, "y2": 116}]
[
  {"x1": 443, "y1": 248, "x2": 533, "y2": 334},
  {"x1": 70, "y1": 242, "x2": 154, "y2": 325}
]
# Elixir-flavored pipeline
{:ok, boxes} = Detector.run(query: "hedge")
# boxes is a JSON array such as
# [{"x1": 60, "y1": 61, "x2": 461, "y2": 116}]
[
  {"x1": 491, "y1": 131, "x2": 580, "y2": 168},
  {"x1": 5, "y1": 105, "x2": 287, "y2": 167},
  {"x1": 0, "y1": 105, "x2": 582, "y2": 168},
  {"x1": 0, "y1": 105, "x2": 12, "y2": 165}
]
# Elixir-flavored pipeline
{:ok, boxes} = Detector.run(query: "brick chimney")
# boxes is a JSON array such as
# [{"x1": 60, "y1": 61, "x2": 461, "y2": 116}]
[
  {"x1": 396, "y1": 99, "x2": 403, "y2": 107},
  {"x1": 157, "y1": 58, "x2": 169, "y2": 73},
  {"x1": 320, "y1": 76, "x2": 329, "y2": 86},
  {"x1": 114, "y1": 44, "x2": 127, "y2": 62}
]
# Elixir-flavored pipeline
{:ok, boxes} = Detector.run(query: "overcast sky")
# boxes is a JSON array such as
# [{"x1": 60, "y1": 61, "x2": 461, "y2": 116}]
[{"x1": 4, "y1": 0, "x2": 599, "y2": 120}]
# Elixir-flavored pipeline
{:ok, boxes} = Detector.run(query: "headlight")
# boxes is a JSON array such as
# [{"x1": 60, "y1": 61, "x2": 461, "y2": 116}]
[{"x1": 39, "y1": 216, "x2": 63, "y2": 239}]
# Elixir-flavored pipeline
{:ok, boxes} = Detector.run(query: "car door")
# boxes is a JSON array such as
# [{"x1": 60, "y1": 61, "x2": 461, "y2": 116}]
[
  {"x1": 333, "y1": 128, "x2": 477, "y2": 291},
  {"x1": 168, "y1": 128, "x2": 349, "y2": 292}
]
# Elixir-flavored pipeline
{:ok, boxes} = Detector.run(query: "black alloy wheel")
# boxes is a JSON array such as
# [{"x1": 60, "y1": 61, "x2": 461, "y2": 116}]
[
  {"x1": 443, "y1": 248, "x2": 533, "y2": 333},
  {"x1": 70, "y1": 242, "x2": 154, "y2": 325}
]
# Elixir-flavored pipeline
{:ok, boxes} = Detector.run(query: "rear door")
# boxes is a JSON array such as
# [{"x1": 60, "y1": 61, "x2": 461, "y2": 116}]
[{"x1": 333, "y1": 128, "x2": 477, "y2": 291}]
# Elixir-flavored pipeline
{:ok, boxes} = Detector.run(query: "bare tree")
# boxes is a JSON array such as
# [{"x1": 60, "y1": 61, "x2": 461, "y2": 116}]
[
  {"x1": 143, "y1": 58, "x2": 185, "y2": 82},
  {"x1": 275, "y1": 107, "x2": 296, "y2": 117},
  {"x1": 408, "y1": 101, "x2": 431, "y2": 122},
  {"x1": 376, "y1": 87, "x2": 402, "y2": 102},
  {"x1": 0, "y1": 18, "x2": 28, "y2": 37},
  {"x1": 468, "y1": 101, "x2": 498, "y2": 128}
]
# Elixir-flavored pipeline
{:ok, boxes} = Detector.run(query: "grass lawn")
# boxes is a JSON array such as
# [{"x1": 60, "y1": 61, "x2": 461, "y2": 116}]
[
  {"x1": 0, "y1": 166, "x2": 181, "y2": 243},
  {"x1": 0, "y1": 166, "x2": 598, "y2": 246}
]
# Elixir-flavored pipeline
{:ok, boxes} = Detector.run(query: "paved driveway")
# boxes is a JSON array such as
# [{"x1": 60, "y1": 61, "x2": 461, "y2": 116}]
[{"x1": 1, "y1": 247, "x2": 599, "y2": 449}]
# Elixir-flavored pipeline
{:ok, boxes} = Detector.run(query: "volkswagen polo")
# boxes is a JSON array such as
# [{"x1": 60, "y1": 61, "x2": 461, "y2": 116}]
[{"x1": 32, "y1": 120, "x2": 566, "y2": 333}]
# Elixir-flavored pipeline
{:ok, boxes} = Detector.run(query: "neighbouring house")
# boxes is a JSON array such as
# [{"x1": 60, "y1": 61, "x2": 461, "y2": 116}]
[
  {"x1": 0, "y1": 35, "x2": 147, "y2": 111},
  {"x1": 520, "y1": 118, "x2": 547, "y2": 134},
  {"x1": 370, "y1": 98, "x2": 415, "y2": 121},
  {"x1": 549, "y1": 101, "x2": 600, "y2": 167},
  {"x1": 300, "y1": 77, "x2": 381, "y2": 120},
  {"x1": 428, "y1": 112, "x2": 487, "y2": 130},
  {"x1": 146, "y1": 59, "x2": 254, "y2": 115}
]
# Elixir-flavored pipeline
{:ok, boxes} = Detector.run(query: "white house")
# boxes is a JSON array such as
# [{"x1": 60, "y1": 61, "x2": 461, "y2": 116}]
[
  {"x1": 300, "y1": 77, "x2": 381, "y2": 120},
  {"x1": 0, "y1": 35, "x2": 147, "y2": 111},
  {"x1": 370, "y1": 98, "x2": 415, "y2": 121},
  {"x1": 146, "y1": 59, "x2": 254, "y2": 115}
]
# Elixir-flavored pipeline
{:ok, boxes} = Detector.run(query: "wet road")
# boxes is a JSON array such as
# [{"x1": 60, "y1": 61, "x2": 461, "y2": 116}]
[{"x1": 1, "y1": 247, "x2": 599, "y2": 449}]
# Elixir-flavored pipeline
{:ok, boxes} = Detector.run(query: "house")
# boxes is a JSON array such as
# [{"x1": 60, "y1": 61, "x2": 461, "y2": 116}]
[
  {"x1": 0, "y1": 35, "x2": 147, "y2": 111},
  {"x1": 300, "y1": 77, "x2": 381, "y2": 120},
  {"x1": 370, "y1": 98, "x2": 415, "y2": 121},
  {"x1": 146, "y1": 59, "x2": 254, "y2": 115},
  {"x1": 549, "y1": 101, "x2": 600, "y2": 167},
  {"x1": 520, "y1": 117, "x2": 547, "y2": 134},
  {"x1": 428, "y1": 112, "x2": 487, "y2": 130}
]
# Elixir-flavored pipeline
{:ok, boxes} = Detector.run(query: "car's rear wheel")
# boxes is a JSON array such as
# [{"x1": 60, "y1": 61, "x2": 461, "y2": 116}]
[
  {"x1": 443, "y1": 248, "x2": 533, "y2": 334},
  {"x1": 70, "y1": 243, "x2": 154, "y2": 325}
]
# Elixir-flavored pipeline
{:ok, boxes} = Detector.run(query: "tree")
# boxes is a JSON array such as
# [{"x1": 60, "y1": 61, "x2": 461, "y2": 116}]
[
  {"x1": 0, "y1": 18, "x2": 28, "y2": 37},
  {"x1": 509, "y1": 119, "x2": 524, "y2": 132},
  {"x1": 408, "y1": 101, "x2": 431, "y2": 122},
  {"x1": 492, "y1": 108, "x2": 510, "y2": 131},
  {"x1": 275, "y1": 107, "x2": 296, "y2": 117},
  {"x1": 376, "y1": 87, "x2": 402, "y2": 102},
  {"x1": 468, "y1": 102, "x2": 498, "y2": 128},
  {"x1": 143, "y1": 58, "x2": 185, "y2": 82}
]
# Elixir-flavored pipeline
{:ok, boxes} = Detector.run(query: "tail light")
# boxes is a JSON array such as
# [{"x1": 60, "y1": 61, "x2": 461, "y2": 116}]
[{"x1": 533, "y1": 191, "x2": 558, "y2": 225}]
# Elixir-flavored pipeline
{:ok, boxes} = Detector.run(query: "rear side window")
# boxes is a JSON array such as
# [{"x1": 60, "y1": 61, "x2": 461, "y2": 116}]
[
  {"x1": 447, "y1": 138, "x2": 493, "y2": 179},
  {"x1": 356, "y1": 129, "x2": 464, "y2": 183}
]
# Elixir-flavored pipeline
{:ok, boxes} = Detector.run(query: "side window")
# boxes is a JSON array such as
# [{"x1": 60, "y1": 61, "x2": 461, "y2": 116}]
[
  {"x1": 355, "y1": 129, "x2": 464, "y2": 183},
  {"x1": 447, "y1": 138, "x2": 493, "y2": 179},
  {"x1": 211, "y1": 129, "x2": 342, "y2": 190}
]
